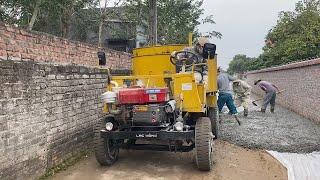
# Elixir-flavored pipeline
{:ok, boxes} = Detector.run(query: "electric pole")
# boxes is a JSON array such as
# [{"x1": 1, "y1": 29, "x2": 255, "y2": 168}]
[{"x1": 149, "y1": 0, "x2": 157, "y2": 45}]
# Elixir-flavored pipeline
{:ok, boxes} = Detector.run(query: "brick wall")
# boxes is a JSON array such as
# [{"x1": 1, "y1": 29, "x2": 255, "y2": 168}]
[
  {"x1": 0, "y1": 59, "x2": 109, "y2": 179},
  {"x1": 0, "y1": 23, "x2": 132, "y2": 179},
  {"x1": 0, "y1": 22, "x2": 131, "y2": 69},
  {"x1": 246, "y1": 58, "x2": 320, "y2": 123}
]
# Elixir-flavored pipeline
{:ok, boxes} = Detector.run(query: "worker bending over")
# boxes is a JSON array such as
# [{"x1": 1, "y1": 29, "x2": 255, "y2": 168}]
[
  {"x1": 254, "y1": 80, "x2": 280, "y2": 113},
  {"x1": 232, "y1": 79, "x2": 251, "y2": 117}
]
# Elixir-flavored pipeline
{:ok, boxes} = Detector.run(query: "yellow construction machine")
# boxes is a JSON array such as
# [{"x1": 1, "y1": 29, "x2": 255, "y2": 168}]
[{"x1": 94, "y1": 38, "x2": 219, "y2": 171}]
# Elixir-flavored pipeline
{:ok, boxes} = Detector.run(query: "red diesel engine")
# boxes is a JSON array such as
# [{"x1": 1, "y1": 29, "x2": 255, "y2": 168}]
[
  {"x1": 117, "y1": 87, "x2": 171, "y2": 126},
  {"x1": 118, "y1": 87, "x2": 169, "y2": 104}
]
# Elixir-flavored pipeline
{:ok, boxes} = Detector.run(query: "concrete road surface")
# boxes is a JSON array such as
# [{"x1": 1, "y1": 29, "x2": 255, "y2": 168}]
[
  {"x1": 50, "y1": 140, "x2": 287, "y2": 180},
  {"x1": 220, "y1": 96, "x2": 320, "y2": 153}
]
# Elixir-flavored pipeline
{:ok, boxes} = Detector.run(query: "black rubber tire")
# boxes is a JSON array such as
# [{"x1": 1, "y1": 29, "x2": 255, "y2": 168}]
[
  {"x1": 195, "y1": 117, "x2": 213, "y2": 171},
  {"x1": 94, "y1": 117, "x2": 119, "y2": 166},
  {"x1": 208, "y1": 107, "x2": 219, "y2": 139}
]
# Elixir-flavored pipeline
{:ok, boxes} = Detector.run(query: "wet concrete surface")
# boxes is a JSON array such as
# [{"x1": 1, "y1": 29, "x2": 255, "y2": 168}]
[{"x1": 220, "y1": 99, "x2": 320, "y2": 153}]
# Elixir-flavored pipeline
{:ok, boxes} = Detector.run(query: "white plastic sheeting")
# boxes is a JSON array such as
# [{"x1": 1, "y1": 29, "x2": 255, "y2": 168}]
[{"x1": 267, "y1": 151, "x2": 320, "y2": 180}]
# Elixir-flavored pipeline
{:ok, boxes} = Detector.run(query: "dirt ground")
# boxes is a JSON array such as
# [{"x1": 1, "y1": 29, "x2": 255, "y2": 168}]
[
  {"x1": 49, "y1": 94, "x2": 320, "y2": 180},
  {"x1": 50, "y1": 140, "x2": 287, "y2": 180}
]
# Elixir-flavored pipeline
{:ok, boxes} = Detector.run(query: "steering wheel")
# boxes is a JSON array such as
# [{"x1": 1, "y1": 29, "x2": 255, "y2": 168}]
[{"x1": 170, "y1": 51, "x2": 200, "y2": 67}]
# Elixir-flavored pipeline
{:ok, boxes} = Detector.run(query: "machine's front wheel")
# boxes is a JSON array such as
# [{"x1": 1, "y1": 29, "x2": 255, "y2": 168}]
[
  {"x1": 208, "y1": 107, "x2": 219, "y2": 139},
  {"x1": 94, "y1": 117, "x2": 119, "y2": 166},
  {"x1": 195, "y1": 117, "x2": 214, "y2": 171}
]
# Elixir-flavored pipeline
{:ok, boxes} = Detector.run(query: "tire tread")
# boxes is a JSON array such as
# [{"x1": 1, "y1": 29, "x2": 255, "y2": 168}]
[{"x1": 195, "y1": 117, "x2": 213, "y2": 171}]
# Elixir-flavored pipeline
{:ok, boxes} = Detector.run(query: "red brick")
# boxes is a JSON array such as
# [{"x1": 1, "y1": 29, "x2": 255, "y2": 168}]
[
  {"x1": 0, "y1": 49, "x2": 7, "y2": 56},
  {"x1": 0, "y1": 23, "x2": 132, "y2": 69}
]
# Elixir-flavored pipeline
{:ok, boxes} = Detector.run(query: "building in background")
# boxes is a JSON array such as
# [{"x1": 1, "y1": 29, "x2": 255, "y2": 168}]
[{"x1": 69, "y1": 7, "x2": 148, "y2": 52}]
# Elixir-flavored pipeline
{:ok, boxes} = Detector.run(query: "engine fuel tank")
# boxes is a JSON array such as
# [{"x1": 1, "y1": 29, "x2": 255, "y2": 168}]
[{"x1": 118, "y1": 88, "x2": 169, "y2": 104}]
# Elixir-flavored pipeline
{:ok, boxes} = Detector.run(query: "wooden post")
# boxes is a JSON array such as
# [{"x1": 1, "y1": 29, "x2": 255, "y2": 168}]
[{"x1": 149, "y1": 0, "x2": 157, "y2": 45}]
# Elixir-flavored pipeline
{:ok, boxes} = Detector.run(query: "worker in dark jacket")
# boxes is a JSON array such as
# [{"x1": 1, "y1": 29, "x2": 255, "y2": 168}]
[
  {"x1": 217, "y1": 67, "x2": 240, "y2": 125},
  {"x1": 254, "y1": 80, "x2": 280, "y2": 113}
]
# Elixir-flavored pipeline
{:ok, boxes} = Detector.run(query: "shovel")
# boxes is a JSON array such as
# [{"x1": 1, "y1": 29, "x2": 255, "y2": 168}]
[{"x1": 252, "y1": 89, "x2": 286, "y2": 106}]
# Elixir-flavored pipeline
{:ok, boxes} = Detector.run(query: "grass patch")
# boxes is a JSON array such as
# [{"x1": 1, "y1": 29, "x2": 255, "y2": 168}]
[{"x1": 38, "y1": 149, "x2": 93, "y2": 180}]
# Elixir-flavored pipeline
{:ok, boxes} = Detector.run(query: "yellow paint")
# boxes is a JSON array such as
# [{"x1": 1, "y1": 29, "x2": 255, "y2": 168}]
[
  {"x1": 103, "y1": 104, "x2": 109, "y2": 113},
  {"x1": 133, "y1": 45, "x2": 185, "y2": 76},
  {"x1": 188, "y1": 33, "x2": 193, "y2": 47},
  {"x1": 197, "y1": 84, "x2": 206, "y2": 105},
  {"x1": 112, "y1": 74, "x2": 170, "y2": 88},
  {"x1": 108, "y1": 44, "x2": 218, "y2": 113},
  {"x1": 172, "y1": 73, "x2": 204, "y2": 112},
  {"x1": 134, "y1": 105, "x2": 148, "y2": 111},
  {"x1": 207, "y1": 55, "x2": 218, "y2": 93},
  {"x1": 206, "y1": 94, "x2": 217, "y2": 107}
]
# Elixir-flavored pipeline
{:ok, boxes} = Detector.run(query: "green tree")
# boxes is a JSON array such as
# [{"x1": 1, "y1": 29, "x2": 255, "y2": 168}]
[
  {"x1": 0, "y1": 0, "x2": 93, "y2": 37},
  {"x1": 123, "y1": 0, "x2": 221, "y2": 45},
  {"x1": 70, "y1": 1, "x2": 133, "y2": 46},
  {"x1": 255, "y1": 0, "x2": 320, "y2": 69},
  {"x1": 1, "y1": 0, "x2": 220, "y2": 46},
  {"x1": 227, "y1": 54, "x2": 256, "y2": 74},
  {"x1": 35, "y1": 0, "x2": 94, "y2": 37},
  {"x1": 0, "y1": 0, "x2": 43, "y2": 28}
]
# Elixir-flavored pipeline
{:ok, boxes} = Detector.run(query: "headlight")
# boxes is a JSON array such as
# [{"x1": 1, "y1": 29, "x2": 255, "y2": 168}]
[
  {"x1": 174, "y1": 121, "x2": 184, "y2": 131},
  {"x1": 105, "y1": 122, "x2": 113, "y2": 131}
]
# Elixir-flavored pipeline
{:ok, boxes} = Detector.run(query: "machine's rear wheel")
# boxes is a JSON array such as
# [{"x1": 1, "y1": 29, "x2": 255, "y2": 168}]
[
  {"x1": 208, "y1": 107, "x2": 219, "y2": 139},
  {"x1": 94, "y1": 117, "x2": 119, "y2": 166},
  {"x1": 195, "y1": 117, "x2": 213, "y2": 171}
]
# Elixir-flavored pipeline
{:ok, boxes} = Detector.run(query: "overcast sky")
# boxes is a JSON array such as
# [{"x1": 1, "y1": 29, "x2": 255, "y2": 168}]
[
  {"x1": 198, "y1": 0, "x2": 300, "y2": 69},
  {"x1": 106, "y1": 0, "x2": 300, "y2": 69}
]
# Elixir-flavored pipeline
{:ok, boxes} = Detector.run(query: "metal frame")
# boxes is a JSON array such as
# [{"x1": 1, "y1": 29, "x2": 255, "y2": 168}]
[
  {"x1": 100, "y1": 129, "x2": 195, "y2": 141},
  {"x1": 121, "y1": 144, "x2": 194, "y2": 152},
  {"x1": 100, "y1": 129, "x2": 195, "y2": 152}
]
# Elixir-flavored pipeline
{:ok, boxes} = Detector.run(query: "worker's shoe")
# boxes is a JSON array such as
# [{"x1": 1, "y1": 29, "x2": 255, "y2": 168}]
[
  {"x1": 218, "y1": 111, "x2": 222, "y2": 124},
  {"x1": 260, "y1": 108, "x2": 266, "y2": 113},
  {"x1": 270, "y1": 107, "x2": 275, "y2": 113},
  {"x1": 233, "y1": 114, "x2": 241, "y2": 126},
  {"x1": 244, "y1": 109, "x2": 248, "y2": 117}
]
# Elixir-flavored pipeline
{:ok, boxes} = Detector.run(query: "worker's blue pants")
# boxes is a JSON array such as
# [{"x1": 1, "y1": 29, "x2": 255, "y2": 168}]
[{"x1": 218, "y1": 92, "x2": 238, "y2": 114}]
